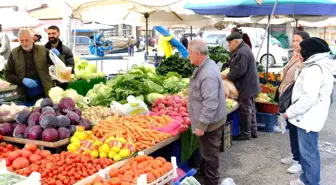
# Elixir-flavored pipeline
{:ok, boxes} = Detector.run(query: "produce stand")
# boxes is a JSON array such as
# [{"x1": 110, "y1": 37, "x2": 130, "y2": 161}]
[
  {"x1": 0, "y1": 85, "x2": 19, "y2": 104},
  {"x1": 2, "y1": 136, "x2": 70, "y2": 152},
  {"x1": 68, "y1": 77, "x2": 106, "y2": 96},
  {"x1": 142, "y1": 135, "x2": 180, "y2": 155}
]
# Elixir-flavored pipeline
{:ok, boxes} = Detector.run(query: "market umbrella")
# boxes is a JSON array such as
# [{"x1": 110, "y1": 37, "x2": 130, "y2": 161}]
[
  {"x1": 185, "y1": 0, "x2": 336, "y2": 81},
  {"x1": 0, "y1": 10, "x2": 43, "y2": 31},
  {"x1": 72, "y1": 22, "x2": 114, "y2": 33}
]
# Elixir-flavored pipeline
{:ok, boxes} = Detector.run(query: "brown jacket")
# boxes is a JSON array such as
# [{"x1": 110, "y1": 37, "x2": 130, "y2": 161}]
[{"x1": 5, "y1": 45, "x2": 54, "y2": 99}]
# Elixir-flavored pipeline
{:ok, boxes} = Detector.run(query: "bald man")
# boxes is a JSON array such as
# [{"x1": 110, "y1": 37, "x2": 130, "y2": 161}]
[{"x1": 188, "y1": 39, "x2": 227, "y2": 185}]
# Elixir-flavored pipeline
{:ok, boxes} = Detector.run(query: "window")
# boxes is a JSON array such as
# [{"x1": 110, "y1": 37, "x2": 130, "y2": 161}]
[
  {"x1": 76, "y1": 37, "x2": 90, "y2": 44},
  {"x1": 218, "y1": 34, "x2": 227, "y2": 46},
  {"x1": 204, "y1": 34, "x2": 218, "y2": 44},
  {"x1": 123, "y1": 24, "x2": 132, "y2": 37}
]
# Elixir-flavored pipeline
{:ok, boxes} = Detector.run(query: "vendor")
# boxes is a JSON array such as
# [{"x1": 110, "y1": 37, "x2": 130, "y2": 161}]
[
  {"x1": 5, "y1": 28, "x2": 54, "y2": 103},
  {"x1": 45, "y1": 25, "x2": 74, "y2": 89}
]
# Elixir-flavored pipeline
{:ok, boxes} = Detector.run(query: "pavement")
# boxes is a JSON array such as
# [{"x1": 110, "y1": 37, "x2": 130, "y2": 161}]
[{"x1": 218, "y1": 84, "x2": 336, "y2": 185}]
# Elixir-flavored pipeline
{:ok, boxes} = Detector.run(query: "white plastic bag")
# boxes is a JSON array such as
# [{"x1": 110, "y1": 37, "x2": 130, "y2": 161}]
[
  {"x1": 49, "y1": 51, "x2": 72, "y2": 82},
  {"x1": 279, "y1": 114, "x2": 287, "y2": 134},
  {"x1": 110, "y1": 96, "x2": 149, "y2": 116},
  {"x1": 221, "y1": 178, "x2": 236, "y2": 185}
]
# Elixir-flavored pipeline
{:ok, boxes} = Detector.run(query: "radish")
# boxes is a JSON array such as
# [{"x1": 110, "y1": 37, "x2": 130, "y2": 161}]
[
  {"x1": 152, "y1": 108, "x2": 158, "y2": 112},
  {"x1": 167, "y1": 106, "x2": 174, "y2": 111},
  {"x1": 158, "y1": 104, "x2": 165, "y2": 110},
  {"x1": 179, "y1": 107, "x2": 187, "y2": 113}
]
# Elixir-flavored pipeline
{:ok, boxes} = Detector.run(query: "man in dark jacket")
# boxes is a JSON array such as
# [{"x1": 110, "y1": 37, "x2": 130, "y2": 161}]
[
  {"x1": 45, "y1": 25, "x2": 74, "y2": 89},
  {"x1": 5, "y1": 28, "x2": 53, "y2": 103},
  {"x1": 222, "y1": 32, "x2": 260, "y2": 140},
  {"x1": 231, "y1": 27, "x2": 252, "y2": 49},
  {"x1": 180, "y1": 34, "x2": 189, "y2": 49}
]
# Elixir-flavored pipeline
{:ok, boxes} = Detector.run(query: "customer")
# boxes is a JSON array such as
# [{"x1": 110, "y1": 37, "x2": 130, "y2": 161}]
[
  {"x1": 5, "y1": 28, "x2": 53, "y2": 103},
  {"x1": 285, "y1": 37, "x2": 335, "y2": 185},
  {"x1": 222, "y1": 32, "x2": 260, "y2": 140},
  {"x1": 188, "y1": 39, "x2": 226, "y2": 185},
  {"x1": 0, "y1": 24, "x2": 11, "y2": 64},
  {"x1": 128, "y1": 36, "x2": 136, "y2": 57},
  {"x1": 180, "y1": 34, "x2": 189, "y2": 49},
  {"x1": 231, "y1": 27, "x2": 252, "y2": 49},
  {"x1": 278, "y1": 31, "x2": 310, "y2": 174}
]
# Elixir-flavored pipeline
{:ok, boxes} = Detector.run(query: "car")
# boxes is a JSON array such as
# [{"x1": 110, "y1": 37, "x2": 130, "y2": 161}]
[
  {"x1": 70, "y1": 36, "x2": 91, "y2": 55},
  {"x1": 203, "y1": 30, "x2": 289, "y2": 67}
]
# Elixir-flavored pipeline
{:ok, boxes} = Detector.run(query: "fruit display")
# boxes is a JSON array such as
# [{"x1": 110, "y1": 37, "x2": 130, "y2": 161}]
[
  {"x1": 0, "y1": 103, "x2": 29, "y2": 123},
  {"x1": 150, "y1": 95, "x2": 191, "y2": 126},
  {"x1": 17, "y1": 151, "x2": 113, "y2": 185},
  {"x1": 0, "y1": 97, "x2": 92, "y2": 142},
  {"x1": 260, "y1": 84, "x2": 276, "y2": 94},
  {"x1": 67, "y1": 129, "x2": 135, "y2": 162},
  {"x1": 256, "y1": 93, "x2": 275, "y2": 103},
  {"x1": 93, "y1": 115, "x2": 172, "y2": 151},
  {"x1": 0, "y1": 142, "x2": 17, "y2": 160},
  {"x1": 82, "y1": 106, "x2": 113, "y2": 124},
  {"x1": 85, "y1": 155, "x2": 174, "y2": 185},
  {"x1": 48, "y1": 87, "x2": 90, "y2": 109}
]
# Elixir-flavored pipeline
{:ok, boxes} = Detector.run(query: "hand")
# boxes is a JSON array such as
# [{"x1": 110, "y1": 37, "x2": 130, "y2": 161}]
[
  {"x1": 22, "y1": 78, "x2": 37, "y2": 88},
  {"x1": 194, "y1": 128, "x2": 205, "y2": 137},
  {"x1": 221, "y1": 74, "x2": 228, "y2": 80},
  {"x1": 283, "y1": 113, "x2": 289, "y2": 119},
  {"x1": 51, "y1": 48, "x2": 60, "y2": 57}
]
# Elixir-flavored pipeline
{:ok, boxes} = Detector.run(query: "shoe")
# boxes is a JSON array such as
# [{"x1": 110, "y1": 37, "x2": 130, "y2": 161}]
[
  {"x1": 290, "y1": 179, "x2": 305, "y2": 185},
  {"x1": 233, "y1": 135, "x2": 251, "y2": 141},
  {"x1": 287, "y1": 161, "x2": 302, "y2": 174},
  {"x1": 281, "y1": 157, "x2": 294, "y2": 165},
  {"x1": 251, "y1": 133, "x2": 258, "y2": 138},
  {"x1": 273, "y1": 125, "x2": 282, "y2": 133}
]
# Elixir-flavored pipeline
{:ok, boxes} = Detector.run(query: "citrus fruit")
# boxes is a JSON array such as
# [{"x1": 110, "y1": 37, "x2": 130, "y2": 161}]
[
  {"x1": 67, "y1": 144, "x2": 77, "y2": 152},
  {"x1": 99, "y1": 152, "x2": 107, "y2": 158},
  {"x1": 108, "y1": 151, "x2": 117, "y2": 159}
]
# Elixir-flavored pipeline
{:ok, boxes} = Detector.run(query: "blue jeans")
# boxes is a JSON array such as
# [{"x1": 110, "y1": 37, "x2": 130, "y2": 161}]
[
  {"x1": 128, "y1": 45, "x2": 134, "y2": 57},
  {"x1": 297, "y1": 127, "x2": 320, "y2": 185},
  {"x1": 288, "y1": 121, "x2": 300, "y2": 163}
]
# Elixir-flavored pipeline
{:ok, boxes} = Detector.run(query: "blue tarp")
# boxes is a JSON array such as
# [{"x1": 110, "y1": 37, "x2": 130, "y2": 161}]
[{"x1": 185, "y1": 0, "x2": 336, "y2": 17}]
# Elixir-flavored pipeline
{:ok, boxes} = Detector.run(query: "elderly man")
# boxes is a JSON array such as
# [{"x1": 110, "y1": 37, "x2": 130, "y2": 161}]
[
  {"x1": 45, "y1": 25, "x2": 74, "y2": 89},
  {"x1": 5, "y1": 28, "x2": 53, "y2": 103},
  {"x1": 188, "y1": 39, "x2": 226, "y2": 185},
  {"x1": 222, "y1": 32, "x2": 260, "y2": 140}
]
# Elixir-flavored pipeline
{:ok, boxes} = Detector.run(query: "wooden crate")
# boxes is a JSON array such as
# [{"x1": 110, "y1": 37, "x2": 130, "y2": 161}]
[{"x1": 220, "y1": 121, "x2": 232, "y2": 152}]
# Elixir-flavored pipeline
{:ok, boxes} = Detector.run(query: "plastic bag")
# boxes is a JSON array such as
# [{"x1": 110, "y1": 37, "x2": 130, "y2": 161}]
[
  {"x1": 49, "y1": 51, "x2": 72, "y2": 83},
  {"x1": 110, "y1": 96, "x2": 149, "y2": 116},
  {"x1": 278, "y1": 114, "x2": 287, "y2": 134},
  {"x1": 153, "y1": 117, "x2": 187, "y2": 136},
  {"x1": 223, "y1": 80, "x2": 238, "y2": 99},
  {"x1": 221, "y1": 178, "x2": 236, "y2": 185}
]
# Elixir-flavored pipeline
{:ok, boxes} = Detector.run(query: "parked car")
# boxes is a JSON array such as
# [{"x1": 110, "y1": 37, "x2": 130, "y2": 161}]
[{"x1": 203, "y1": 30, "x2": 289, "y2": 67}]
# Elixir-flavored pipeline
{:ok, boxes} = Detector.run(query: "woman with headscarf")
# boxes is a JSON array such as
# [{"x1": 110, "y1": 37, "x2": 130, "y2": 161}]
[
  {"x1": 279, "y1": 31, "x2": 310, "y2": 175},
  {"x1": 284, "y1": 37, "x2": 335, "y2": 185}
]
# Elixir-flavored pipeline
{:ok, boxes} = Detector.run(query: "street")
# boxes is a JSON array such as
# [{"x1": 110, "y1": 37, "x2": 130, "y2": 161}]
[{"x1": 219, "y1": 84, "x2": 336, "y2": 185}]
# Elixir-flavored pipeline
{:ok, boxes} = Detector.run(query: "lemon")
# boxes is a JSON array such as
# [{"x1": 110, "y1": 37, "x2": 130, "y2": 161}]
[
  {"x1": 102, "y1": 144, "x2": 110, "y2": 153},
  {"x1": 108, "y1": 151, "x2": 117, "y2": 159},
  {"x1": 70, "y1": 136, "x2": 80, "y2": 143},
  {"x1": 99, "y1": 152, "x2": 107, "y2": 158},
  {"x1": 113, "y1": 154, "x2": 121, "y2": 162},
  {"x1": 67, "y1": 144, "x2": 77, "y2": 152},
  {"x1": 76, "y1": 132, "x2": 87, "y2": 140},
  {"x1": 90, "y1": 150, "x2": 99, "y2": 158},
  {"x1": 119, "y1": 148, "x2": 131, "y2": 158},
  {"x1": 98, "y1": 146, "x2": 104, "y2": 153},
  {"x1": 117, "y1": 137, "x2": 127, "y2": 144},
  {"x1": 72, "y1": 140, "x2": 81, "y2": 148},
  {"x1": 111, "y1": 146, "x2": 121, "y2": 153}
]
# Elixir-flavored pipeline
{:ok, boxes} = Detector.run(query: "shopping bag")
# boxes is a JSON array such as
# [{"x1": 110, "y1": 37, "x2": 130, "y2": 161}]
[
  {"x1": 49, "y1": 51, "x2": 72, "y2": 82},
  {"x1": 110, "y1": 96, "x2": 149, "y2": 116}
]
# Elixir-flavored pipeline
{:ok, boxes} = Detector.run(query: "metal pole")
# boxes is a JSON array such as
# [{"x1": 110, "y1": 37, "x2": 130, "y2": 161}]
[
  {"x1": 265, "y1": 15, "x2": 270, "y2": 83},
  {"x1": 190, "y1": 26, "x2": 193, "y2": 40},
  {"x1": 144, "y1": 12, "x2": 150, "y2": 56}
]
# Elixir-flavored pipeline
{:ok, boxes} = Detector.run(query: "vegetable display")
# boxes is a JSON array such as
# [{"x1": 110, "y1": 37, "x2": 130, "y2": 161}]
[
  {"x1": 48, "y1": 87, "x2": 90, "y2": 109},
  {"x1": 0, "y1": 103, "x2": 29, "y2": 123},
  {"x1": 156, "y1": 53, "x2": 196, "y2": 78},
  {"x1": 208, "y1": 46, "x2": 230, "y2": 69},
  {"x1": 82, "y1": 106, "x2": 113, "y2": 124},
  {"x1": 71, "y1": 57, "x2": 105, "y2": 82}
]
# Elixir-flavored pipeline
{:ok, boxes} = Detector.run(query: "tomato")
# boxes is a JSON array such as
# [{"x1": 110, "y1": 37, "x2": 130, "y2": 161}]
[
  {"x1": 6, "y1": 144, "x2": 14, "y2": 151},
  {"x1": 108, "y1": 177, "x2": 121, "y2": 185},
  {"x1": 0, "y1": 135, "x2": 3, "y2": 140},
  {"x1": 24, "y1": 143, "x2": 37, "y2": 152}
]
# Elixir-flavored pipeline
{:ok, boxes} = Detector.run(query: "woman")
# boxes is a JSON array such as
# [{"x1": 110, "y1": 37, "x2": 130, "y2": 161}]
[
  {"x1": 279, "y1": 31, "x2": 310, "y2": 174},
  {"x1": 285, "y1": 37, "x2": 335, "y2": 185}
]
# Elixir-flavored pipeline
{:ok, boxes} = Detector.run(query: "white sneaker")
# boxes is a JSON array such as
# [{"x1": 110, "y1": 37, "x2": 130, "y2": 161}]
[
  {"x1": 274, "y1": 125, "x2": 282, "y2": 133},
  {"x1": 287, "y1": 161, "x2": 302, "y2": 174},
  {"x1": 290, "y1": 179, "x2": 305, "y2": 185},
  {"x1": 281, "y1": 157, "x2": 294, "y2": 165}
]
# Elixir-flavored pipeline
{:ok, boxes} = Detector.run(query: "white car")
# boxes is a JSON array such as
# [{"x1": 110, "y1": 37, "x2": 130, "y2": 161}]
[{"x1": 203, "y1": 30, "x2": 289, "y2": 67}]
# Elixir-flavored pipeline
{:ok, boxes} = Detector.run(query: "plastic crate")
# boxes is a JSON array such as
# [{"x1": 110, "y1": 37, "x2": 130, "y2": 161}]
[
  {"x1": 255, "y1": 102, "x2": 279, "y2": 114},
  {"x1": 256, "y1": 112, "x2": 278, "y2": 133},
  {"x1": 220, "y1": 121, "x2": 232, "y2": 152}
]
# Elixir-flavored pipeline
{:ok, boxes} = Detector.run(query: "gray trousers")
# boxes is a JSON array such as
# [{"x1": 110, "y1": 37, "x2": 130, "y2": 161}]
[{"x1": 238, "y1": 96, "x2": 258, "y2": 137}]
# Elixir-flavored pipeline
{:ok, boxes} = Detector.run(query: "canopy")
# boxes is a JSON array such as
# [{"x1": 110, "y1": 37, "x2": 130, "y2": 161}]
[
  {"x1": 185, "y1": 0, "x2": 336, "y2": 17},
  {"x1": 0, "y1": 11, "x2": 42, "y2": 31},
  {"x1": 72, "y1": 22, "x2": 114, "y2": 32},
  {"x1": 225, "y1": 15, "x2": 329, "y2": 25}
]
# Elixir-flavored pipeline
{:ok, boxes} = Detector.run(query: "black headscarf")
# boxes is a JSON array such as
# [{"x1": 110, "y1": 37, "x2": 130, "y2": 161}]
[{"x1": 299, "y1": 37, "x2": 330, "y2": 61}]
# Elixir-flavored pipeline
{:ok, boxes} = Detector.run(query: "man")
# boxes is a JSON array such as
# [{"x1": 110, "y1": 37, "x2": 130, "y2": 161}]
[
  {"x1": 231, "y1": 27, "x2": 252, "y2": 49},
  {"x1": 180, "y1": 34, "x2": 188, "y2": 49},
  {"x1": 222, "y1": 32, "x2": 260, "y2": 140},
  {"x1": 5, "y1": 28, "x2": 53, "y2": 103},
  {"x1": 128, "y1": 36, "x2": 136, "y2": 57},
  {"x1": 45, "y1": 25, "x2": 74, "y2": 89},
  {"x1": 188, "y1": 39, "x2": 227, "y2": 185},
  {"x1": 0, "y1": 24, "x2": 11, "y2": 70}
]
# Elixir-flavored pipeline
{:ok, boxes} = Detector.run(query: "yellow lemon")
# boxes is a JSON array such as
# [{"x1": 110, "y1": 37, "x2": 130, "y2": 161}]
[
  {"x1": 90, "y1": 150, "x2": 99, "y2": 158},
  {"x1": 108, "y1": 151, "x2": 117, "y2": 159},
  {"x1": 98, "y1": 146, "x2": 104, "y2": 154},
  {"x1": 111, "y1": 146, "x2": 121, "y2": 153},
  {"x1": 70, "y1": 136, "x2": 80, "y2": 143},
  {"x1": 72, "y1": 140, "x2": 81, "y2": 148},
  {"x1": 67, "y1": 144, "x2": 77, "y2": 152},
  {"x1": 99, "y1": 152, "x2": 107, "y2": 158},
  {"x1": 117, "y1": 137, "x2": 127, "y2": 144},
  {"x1": 119, "y1": 148, "x2": 131, "y2": 158},
  {"x1": 102, "y1": 144, "x2": 110, "y2": 154},
  {"x1": 113, "y1": 154, "x2": 121, "y2": 162},
  {"x1": 76, "y1": 132, "x2": 87, "y2": 140}
]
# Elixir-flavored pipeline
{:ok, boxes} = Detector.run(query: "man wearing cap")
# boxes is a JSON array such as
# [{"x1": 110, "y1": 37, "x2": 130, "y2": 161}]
[{"x1": 222, "y1": 32, "x2": 260, "y2": 140}]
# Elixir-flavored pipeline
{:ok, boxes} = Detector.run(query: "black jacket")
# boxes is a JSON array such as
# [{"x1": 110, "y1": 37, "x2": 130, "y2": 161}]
[
  {"x1": 227, "y1": 42, "x2": 260, "y2": 98},
  {"x1": 45, "y1": 40, "x2": 74, "y2": 72}
]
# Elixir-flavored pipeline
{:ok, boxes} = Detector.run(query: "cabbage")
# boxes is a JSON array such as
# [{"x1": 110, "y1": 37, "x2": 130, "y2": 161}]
[
  {"x1": 28, "y1": 112, "x2": 41, "y2": 126},
  {"x1": 39, "y1": 111, "x2": 56, "y2": 123},
  {"x1": 66, "y1": 111, "x2": 80, "y2": 125},
  {"x1": 58, "y1": 97, "x2": 75, "y2": 112},
  {"x1": 73, "y1": 108, "x2": 82, "y2": 117},
  {"x1": 147, "y1": 93, "x2": 165, "y2": 104},
  {"x1": 79, "y1": 119, "x2": 91, "y2": 130},
  {"x1": 68, "y1": 125, "x2": 76, "y2": 136},
  {"x1": 42, "y1": 128, "x2": 59, "y2": 142},
  {"x1": 41, "y1": 98, "x2": 54, "y2": 108},
  {"x1": 56, "y1": 115, "x2": 71, "y2": 128},
  {"x1": 48, "y1": 87, "x2": 65, "y2": 104},
  {"x1": 27, "y1": 125, "x2": 43, "y2": 140},
  {"x1": 34, "y1": 99, "x2": 43, "y2": 107},
  {"x1": 64, "y1": 89, "x2": 79, "y2": 101},
  {"x1": 15, "y1": 110, "x2": 31, "y2": 124},
  {"x1": 57, "y1": 127, "x2": 70, "y2": 139},
  {"x1": 85, "y1": 63, "x2": 97, "y2": 73},
  {"x1": 41, "y1": 106, "x2": 55, "y2": 114},
  {"x1": 0, "y1": 123, "x2": 14, "y2": 136},
  {"x1": 13, "y1": 124, "x2": 26, "y2": 138},
  {"x1": 40, "y1": 115, "x2": 58, "y2": 129}
]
